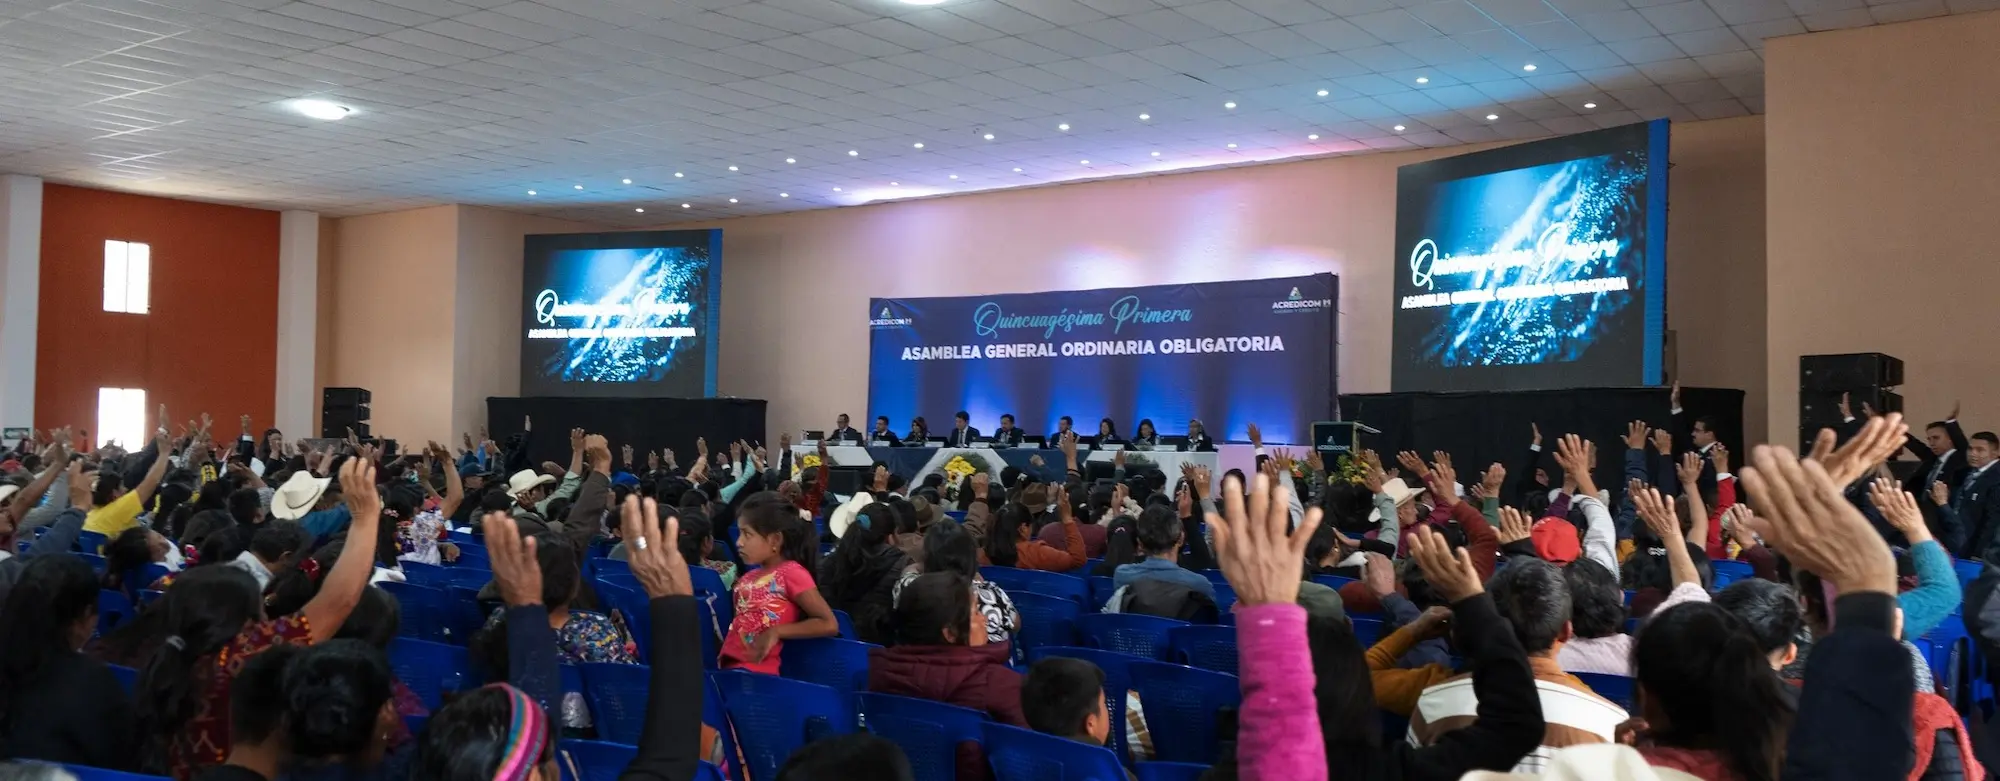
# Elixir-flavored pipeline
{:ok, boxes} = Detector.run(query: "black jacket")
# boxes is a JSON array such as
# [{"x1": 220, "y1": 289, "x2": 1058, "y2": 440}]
[
  {"x1": 1783, "y1": 592, "x2": 1914, "y2": 780},
  {"x1": 1939, "y1": 464, "x2": 2000, "y2": 559},
  {"x1": 946, "y1": 427, "x2": 981, "y2": 448},
  {"x1": 993, "y1": 427, "x2": 1024, "y2": 447},
  {"x1": 818, "y1": 545, "x2": 911, "y2": 646},
  {"x1": 868, "y1": 429, "x2": 902, "y2": 447}
]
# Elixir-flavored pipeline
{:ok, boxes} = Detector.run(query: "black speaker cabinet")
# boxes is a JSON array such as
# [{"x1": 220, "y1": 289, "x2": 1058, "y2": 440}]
[{"x1": 1800, "y1": 353, "x2": 1904, "y2": 391}]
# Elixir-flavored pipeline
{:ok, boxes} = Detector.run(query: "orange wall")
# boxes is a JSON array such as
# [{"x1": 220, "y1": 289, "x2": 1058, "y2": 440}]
[
  {"x1": 1766, "y1": 11, "x2": 2000, "y2": 443},
  {"x1": 35, "y1": 184, "x2": 280, "y2": 436}
]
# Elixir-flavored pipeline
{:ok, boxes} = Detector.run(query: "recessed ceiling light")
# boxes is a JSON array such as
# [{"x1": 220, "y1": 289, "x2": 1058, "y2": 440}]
[
  {"x1": 1522, "y1": 63, "x2": 1537, "y2": 71},
  {"x1": 1224, "y1": 101, "x2": 1236, "y2": 109},
  {"x1": 1079, "y1": 160, "x2": 1089, "y2": 165},
  {"x1": 621, "y1": 178, "x2": 632, "y2": 184},
  {"x1": 681, "y1": 203, "x2": 690, "y2": 208},
  {"x1": 728, "y1": 165, "x2": 739, "y2": 171},
  {"x1": 573, "y1": 184, "x2": 583, "y2": 190},
  {"x1": 1316, "y1": 89, "x2": 1329, "y2": 97},
  {"x1": 1394, "y1": 124, "x2": 1406, "y2": 131},
  {"x1": 527, "y1": 189, "x2": 537, "y2": 195},
  {"x1": 1584, "y1": 102, "x2": 1597, "y2": 109},
  {"x1": 291, "y1": 98, "x2": 351, "y2": 120},
  {"x1": 890, "y1": 182, "x2": 900, "y2": 186},
  {"x1": 848, "y1": 150, "x2": 859, "y2": 156},
  {"x1": 1416, "y1": 76, "x2": 1430, "y2": 84},
  {"x1": 1139, "y1": 113, "x2": 1150, "y2": 120},
  {"x1": 785, "y1": 157, "x2": 796, "y2": 164},
  {"x1": 729, "y1": 198, "x2": 738, "y2": 203},
  {"x1": 1486, "y1": 114, "x2": 1499, "y2": 120},
  {"x1": 634, "y1": 207, "x2": 644, "y2": 213},
  {"x1": 1150, "y1": 151, "x2": 1160, "y2": 157},
  {"x1": 899, "y1": 0, "x2": 944, "y2": 5},
  {"x1": 674, "y1": 172, "x2": 683, "y2": 178},
  {"x1": 983, "y1": 133, "x2": 995, "y2": 140},
  {"x1": 948, "y1": 174, "x2": 958, "y2": 179},
  {"x1": 1057, "y1": 123, "x2": 1070, "y2": 131},
  {"x1": 1308, "y1": 133, "x2": 1319, "y2": 140},
  {"x1": 913, "y1": 142, "x2": 924, "y2": 149},
  {"x1": 1226, "y1": 143, "x2": 1237, "y2": 149},
  {"x1": 780, "y1": 193, "x2": 789, "y2": 198}
]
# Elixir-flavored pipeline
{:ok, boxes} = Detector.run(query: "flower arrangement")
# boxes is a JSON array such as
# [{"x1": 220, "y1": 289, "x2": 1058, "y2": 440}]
[
  {"x1": 938, "y1": 453, "x2": 991, "y2": 504},
  {"x1": 794, "y1": 452, "x2": 823, "y2": 481}
]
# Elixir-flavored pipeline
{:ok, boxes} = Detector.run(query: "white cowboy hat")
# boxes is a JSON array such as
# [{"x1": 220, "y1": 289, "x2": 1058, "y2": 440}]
[
  {"x1": 0, "y1": 484, "x2": 20, "y2": 507},
  {"x1": 1462, "y1": 744, "x2": 1699, "y2": 781},
  {"x1": 1368, "y1": 477, "x2": 1428, "y2": 522},
  {"x1": 826, "y1": 491, "x2": 877, "y2": 541},
  {"x1": 507, "y1": 469, "x2": 556, "y2": 499},
  {"x1": 270, "y1": 472, "x2": 332, "y2": 520}
]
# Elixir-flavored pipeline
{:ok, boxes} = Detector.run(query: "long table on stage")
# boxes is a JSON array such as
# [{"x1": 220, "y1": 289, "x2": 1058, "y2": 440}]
[{"x1": 790, "y1": 445, "x2": 1219, "y2": 491}]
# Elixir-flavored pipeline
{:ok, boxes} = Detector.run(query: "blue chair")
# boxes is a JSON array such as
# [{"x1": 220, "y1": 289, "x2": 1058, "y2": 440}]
[
  {"x1": 983, "y1": 722, "x2": 1126, "y2": 781},
  {"x1": 560, "y1": 739, "x2": 637, "y2": 781},
  {"x1": 446, "y1": 566, "x2": 493, "y2": 590},
  {"x1": 1167, "y1": 625, "x2": 1238, "y2": 675},
  {"x1": 833, "y1": 609, "x2": 856, "y2": 640},
  {"x1": 442, "y1": 586, "x2": 489, "y2": 645},
  {"x1": 388, "y1": 638, "x2": 474, "y2": 710},
  {"x1": 1087, "y1": 577, "x2": 1117, "y2": 612},
  {"x1": 1078, "y1": 613, "x2": 1187, "y2": 661},
  {"x1": 75, "y1": 530, "x2": 107, "y2": 555},
  {"x1": 1128, "y1": 661, "x2": 1240, "y2": 764},
  {"x1": 1351, "y1": 617, "x2": 1383, "y2": 649},
  {"x1": 695, "y1": 762, "x2": 726, "y2": 781},
  {"x1": 690, "y1": 565, "x2": 728, "y2": 596},
  {"x1": 856, "y1": 693, "x2": 987, "y2": 781},
  {"x1": 695, "y1": 595, "x2": 724, "y2": 670},
  {"x1": 136, "y1": 563, "x2": 171, "y2": 590},
  {"x1": 596, "y1": 580, "x2": 653, "y2": 657},
  {"x1": 401, "y1": 560, "x2": 451, "y2": 587},
  {"x1": 1135, "y1": 763, "x2": 1212, "y2": 781},
  {"x1": 75, "y1": 552, "x2": 106, "y2": 573},
  {"x1": 1310, "y1": 574, "x2": 1356, "y2": 591},
  {"x1": 405, "y1": 715, "x2": 429, "y2": 737},
  {"x1": 1028, "y1": 646, "x2": 1144, "y2": 761},
  {"x1": 108, "y1": 663, "x2": 138, "y2": 694},
  {"x1": 581, "y1": 662, "x2": 650, "y2": 745},
  {"x1": 560, "y1": 663, "x2": 586, "y2": 708},
  {"x1": 1209, "y1": 583, "x2": 1236, "y2": 614},
  {"x1": 62, "y1": 766, "x2": 170, "y2": 781},
  {"x1": 600, "y1": 572, "x2": 642, "y2": 593},
  {"x1": 138, "y1": 589, "x2": 163, "y2": 605},
  {"x1": 702, "y1": 673, "x2": 739, "y2": 780},
  {"x1": 981, "y1": 567, "x2": 1090, "y2": 606},
  {"x1": 1199, "y1": 569, "x2": 1229, "y2": 587},
  {"x1": 780, "y1": 637, "x2": 875, "y2": 696},
  {"x1": 713, "y1": 671, "x2": 856, "y2": 781},
  {"x1": 596, "y1": 558, "x2": 633, "y2": 578},
  {"x1": 381, "y1": 581, "x2": 448, "y2": 642},
  {"x1": 1575, "y1": 672, "x2": 1636, "y2": 711},
  {"x1": 448, "y1": 529, "x2": 479, "y2": 546},
  {"x1": 1710, "y1": 559, "x2": 1752, "y2": 585},
  {"x1": 1011, "y1": 592, "x2": 1082, "y2": 654},
  {"x1": 97, "y1": 589, "x2": 134, "y2": 636},
  {"x1": 1957, "y1": 558, "x2": 1984, "y2": 585},
  {"x1": 454, "y1": 547, "x2": 491, "y2": 570}
]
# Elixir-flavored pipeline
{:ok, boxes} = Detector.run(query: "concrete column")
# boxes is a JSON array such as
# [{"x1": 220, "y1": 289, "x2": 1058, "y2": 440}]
[
  {"x1": 275, "y1": 210, "x2": 318, "y2": 438},
  {"x1": 0, "y1": 175, "x2": 43, "y2": 434}
]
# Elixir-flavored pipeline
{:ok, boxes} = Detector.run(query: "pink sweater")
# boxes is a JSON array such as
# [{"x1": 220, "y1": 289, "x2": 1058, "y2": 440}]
[{"x1": 1235, "y1": 603, "x2": 1327, "y2": 781}]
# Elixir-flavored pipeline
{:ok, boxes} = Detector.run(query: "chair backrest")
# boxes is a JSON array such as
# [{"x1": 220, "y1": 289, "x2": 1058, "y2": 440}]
[
  {"x1": 690, "y1": 565, "x2": 728, "y2": 596},
  {"x1": 97, "y1": 589, "x2": 134, "y2": 636},
  {"x1": 1310, "y1": 574, "x2": 1356, "y2": 591},
  {"x1": 454, "y1": 548, "x2": 492, "y2": 569},
  {"x1": 74, "y1": 552, "x2": 106, "y2": 573},
  {"x1": 1011, "y1": 592, "x2": 1082, "y2": 654},
  {"x1": 856, "y1": 693, "x2": 987, "y2": 781},
  {"x1": 61, "y1": 765, "x2": 170, "y2": 781},
  {"x1": 441, "y1": 586, "x2": 488, "y2": 645},
  {"x1": 833, "y1": 609, "x2": 856, "y2": 640},
  {"x1": 381, "y1": 581, "x2": 449, "y2": 643},
  {"x1": 401, "y1": 560, "x2": 450, "y2": 586},
  {"x1": 137, "y1": 563, "x2": 171, "y2": 590},
  {"x1": 1026, "y1": 646, "x2": 1144, "y2": 762},
  {"x1": 75, "y1": 530, "x2": 107, "y2": 555},
  {"x1": 108, "y1": 664, "x2": 138, "y2": 694},
  {"x1": 713, "y1": 670, "x2": 856, "y2": 781},
  {"x1": 779, "y1": 637, "x2": 876, "y2": 696},
  {"x1": 559, "y1": 739, "x2": 637, "y2": 781},
  {"x1": 1574, "y1": 672, "x2": 1637, "y2": 711},
  {"x1": 1133, "y1": 762, "x2": 1212, "y2": 781},
  {"x1": 1956, "y1": 558, "x2": 1985, "y2": 586},
  {"x1": 1209, "y1": 584, "x2": 1236, "y2": 614},
  {"x1": 1166, "y1": 626, "x2": 1238, "y2": 675},
  {"x1": 388, "y1": 637, "x2": 474, "y2": 710},
  {"x1": 1076, "y1": 613, "x2": 1188, "y2": 660},
  {"x1": 581, "y1": 662, "x2": 650, "y2": 745},
  {"x1": 1086, "y1": 577, "x2": 1116, "y2": 612},
  {"x1": 1199, "y1": 570, "x2": 1228, "y2": 587},
  {"x1": 981, "y1": 722, "x2": 1126, "y2": 781},
  {"x1": 702, "y1": 673, "x2": 738, "y2": 779},
  {"x1": 595, "y1": 580, "x2": 653, "y2": 657},
  {"x1": 1351, "y1": 617, "x2": 1383, "y2": 649},
  {"x1": 983, "y1": 567, "x2": 1090, "y2": 606},
  {"x1": 137, "y1": 589, "x2": 164, "y2": 605},
  {"x1": 596, "y1": 558, "x2": 634, "y2": 578},
  {"x1": 1126, "y1": 661, "x2": 1240, "y2": 765}
]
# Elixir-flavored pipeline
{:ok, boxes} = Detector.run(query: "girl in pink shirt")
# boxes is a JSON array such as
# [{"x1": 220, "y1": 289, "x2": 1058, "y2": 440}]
[{"x1": 719, "y1": 493, "x2": 839, "y2": 674}]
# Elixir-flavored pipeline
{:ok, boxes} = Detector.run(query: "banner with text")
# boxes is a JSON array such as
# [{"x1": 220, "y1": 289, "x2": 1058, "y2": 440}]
[{"x1": 867, "y1": 274, "x2": 1336, "y2": 444}]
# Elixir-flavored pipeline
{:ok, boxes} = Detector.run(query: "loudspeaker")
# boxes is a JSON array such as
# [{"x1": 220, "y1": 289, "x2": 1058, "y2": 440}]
[
  {"x1": 1800, "y1": 353, "x2": 1904, "y2": 391},
  {"x1": 322, "y1": 386, "x2": 372, "y2": 438},
  {"x1": 1799, "y1": 387, "x2": 1903, "y2": 431},
  {"x1": 323, "y1": 387, "x2": 372, "y2": 408}
]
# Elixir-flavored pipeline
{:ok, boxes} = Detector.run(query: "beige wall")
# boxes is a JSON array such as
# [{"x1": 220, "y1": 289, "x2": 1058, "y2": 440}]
[
  {"x1": 698, "y1": 117, "x2": 1769, "y2": 441},
  {"x1": 1766, "y1": 11, "x2": 2000, "y2": 443},
  {"x1": 327, "y1": 205, "x2": 459, "y2": 443},
  {"x1": 453, "y1": 206, "x2": 608, "y2": 439}
]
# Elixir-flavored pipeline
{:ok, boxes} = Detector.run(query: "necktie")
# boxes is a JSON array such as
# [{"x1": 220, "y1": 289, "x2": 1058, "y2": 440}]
[{"x1": 1957, "y1": 470, "x2": 1979, "y2": 512}]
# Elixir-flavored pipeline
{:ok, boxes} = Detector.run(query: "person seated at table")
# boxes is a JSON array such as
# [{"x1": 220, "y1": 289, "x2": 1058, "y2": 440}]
[
  {"x1": 993, "y1": 414, "x2": 1025, "y2": 447},
  {"x1": 1179, "y1": 419, "x2": 1215, "y2": 452},
  {"x1": 906, "y1": 417, "x2": 931, "y2": 446},
  {"x1": 947, "y1": 411, "x2": 981, "y2": 448},
  {"x1": 1131, "y1": 419, "x2": 1160, "y2": 448},
  {"x1": 869, "y1": 416, "x2": 902, "y2": 448},
  {"x1": 1048, "y1": 416, "x2": 1075, "y2": 447},
  {"x1": 1093, "y1": 418, "x2": 1123, "y2": 447},
  {"x1": 829, "y1": 414, "x2": 862, "y2": 444}
]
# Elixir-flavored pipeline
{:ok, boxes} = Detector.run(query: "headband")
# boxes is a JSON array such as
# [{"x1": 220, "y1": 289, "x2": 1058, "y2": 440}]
[{"x1": 489, "y1": 684, "x2": 552, "y2": 781}]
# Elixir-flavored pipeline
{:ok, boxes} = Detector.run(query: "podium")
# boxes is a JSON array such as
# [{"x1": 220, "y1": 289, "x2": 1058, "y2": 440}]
[{"x1": 1310, "y1": 421, "x2": 1380, "y2": 455}]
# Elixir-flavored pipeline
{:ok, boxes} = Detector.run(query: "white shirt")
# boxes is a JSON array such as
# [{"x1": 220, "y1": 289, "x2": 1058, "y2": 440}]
[{"x1": 227, "y1": 550, "x2": 273, "y2": 590}]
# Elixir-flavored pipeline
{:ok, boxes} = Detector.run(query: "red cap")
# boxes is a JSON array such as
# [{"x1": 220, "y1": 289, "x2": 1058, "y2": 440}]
[{"x1": 1531, "y1": 518, "x2": 1582, "y2": 565}]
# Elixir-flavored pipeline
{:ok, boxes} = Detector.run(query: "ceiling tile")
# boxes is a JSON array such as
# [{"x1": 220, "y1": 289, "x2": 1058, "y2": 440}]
[
  {"x1": 1348, "y1": 8, "x2": 1437, "y2": 42},
  {"x1": 1573, "y1": 9, "x2": 1661, "y2": 39},
  {"x1": 1404, "y1": 0, "x2": 1500, "y2": 33}
]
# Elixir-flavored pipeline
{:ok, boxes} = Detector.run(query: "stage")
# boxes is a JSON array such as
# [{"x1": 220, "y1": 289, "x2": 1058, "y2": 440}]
[
  {"x1": 487, "y1": 396, "x2": 766, "y2": 468},
  {"x1": 793, "y1": 445, "x2": 1220, "y2": 496}
]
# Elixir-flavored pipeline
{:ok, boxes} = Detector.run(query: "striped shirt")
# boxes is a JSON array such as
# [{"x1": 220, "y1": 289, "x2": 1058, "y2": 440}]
[{"x1": 1409, "y1": 655, "x2": 1628, "y2": 773}]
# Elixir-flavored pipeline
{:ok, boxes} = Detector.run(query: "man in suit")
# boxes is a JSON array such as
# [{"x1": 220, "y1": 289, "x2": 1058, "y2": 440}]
[
  {"x1": 828, "y1": 414, "x2": 863, "y2": 444},
  {"x1": 867, "y1": 416, "x2": 901, "y2": 448},
  {"x1": 992, "y1": 414, "x2": 1024, "y2": 447},
  {"x1": 946, "y1": 410, "x2": 981, "y2": 447},
  {"x1": 1942, "y1": 431, "x2": 2000, "y2": 559},
  {"x1": 1907, "y1": 411, "x2": 1971, "y2": 502},
  {"x1": 1049, "y1": 416, "x2": 1075, "y2": 447}
]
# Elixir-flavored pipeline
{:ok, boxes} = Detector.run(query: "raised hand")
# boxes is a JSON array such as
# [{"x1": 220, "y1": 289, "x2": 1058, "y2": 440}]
[
  {"x1": 1722, "y1": 504, "x2": 1760, "y2": 550},
  {"x1": 483, "y1": 511, "x2": 543, "y2": 606},
  {"x1": 1531, "y1": 422, "x2": 1543, "y2": 448},
  {"x1": 622, "y1": 443, "x2": 635, "y2": 466},
  {"x1": 1676, "y1": 451, "x2": 1702, "y2": 488},
  {"x1": 1624, "y1": 420, "x2": 1648, "y2": 450},
  {"x1": 1206, "y1": 472, "x2": 1317, "y2": 607},
  {"x1": 1932, "y1": 480, "x2": 1952, "y2": 507},
  {"x1": 67, "y1": 464, "x2": 95, "y2": 510},
  {"x1": 339, "y1": 454, "x2": 382, "y2": 523},
  {"x1": 1306, "y1": 449, "x2": 1324, "y2": 473},
  {"x1": 1359, "y1": 450, "x2": 1387, "y2": 493},
  {"x1": 696, "y1": 437, "x2": 709, "y2": 460},
  {"x1": 1408, "y1": 526, "x2": 1482, "y2": 602},
  {"x1": 1838, "y1": 392, "x2": 1853, "y2": 420},
  {"x1": 1630, "y1": 480, "x2": 1682, "y2": 543},
  {"x1": 1113, "y1": 448, "x2": 1125, "y2": 469},
  {"x1": 621, "y1": 496, "x2": 692, "y2": 598},
  {"x1": 1670, "y1": 380, "x2": 1681, "y2": 410},
  {"x1": 1247, "y1": 422, "x2": 1263, "y2": 450},
  {"x1": 1808, "y1": 412, "x2": 1908, "y2": 488},
  {"x1": 1396, "y1": 451, "x2": 1431, "y2": 482},
  {"x1": 1429, "y1": 455, "x2": 1460, "y2": 507},
  {"x1": 1480, "y1": 462, "x2": 1506, "y2": 498},
  {"x1": 1361, "y1": 552, "x2": 1396, "y2": 596},
  {"x1": 1740, "y1": 445, "x2": 1896, "y2": 596},
  {"x1": 1651, "y1": 427, "x2": 1671, "y2": 454},
  {"x1": 779, "y1": 432, "x2": 792, "y2": 450},
  {"x1": 1498, "y1": 506, "x2": 1533, "y2": 545},
  {"x1": 1712, "y1": 443, "x2": 1730, "y2": 474},
  {"x1": 1869, "y1": 477, "x2": 1928, "y2": 542}
]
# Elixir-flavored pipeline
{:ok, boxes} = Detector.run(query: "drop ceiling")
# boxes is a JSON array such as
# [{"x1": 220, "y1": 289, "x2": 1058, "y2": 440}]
[{"x1": 0, "y1": 0, "x2": 1986, "y2": 224}]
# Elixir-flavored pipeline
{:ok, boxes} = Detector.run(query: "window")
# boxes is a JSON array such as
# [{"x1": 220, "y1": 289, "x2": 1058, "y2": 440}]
[
  {"x1": 97, "y1": 387, "x2": 146, "y2": 448},
  {"x1": 103, "y1": 239, "x2": 150, "y2": 314}
]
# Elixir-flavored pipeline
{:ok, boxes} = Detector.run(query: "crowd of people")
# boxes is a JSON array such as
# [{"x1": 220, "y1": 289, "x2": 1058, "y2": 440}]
[{"x1": 0, "y1": 390, "x2": 1992, "y2": 781}]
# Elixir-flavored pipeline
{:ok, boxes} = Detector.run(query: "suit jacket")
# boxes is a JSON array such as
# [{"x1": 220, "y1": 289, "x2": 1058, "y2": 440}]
[
  {"x1": 946, "y1": 427, "x2": 981, "y2": 447},
  {"x1": 828, "y1": 426, "x2": 863, "y2": 444},
  {"x1": 992, "y1": 427, "x2": 1023, "y2": 446},
  {"x1": 868, "y1": 429, "x2": 902, "y2": 447},
  {"x1": 1903, "y1": 420, "x2": 1971, "y2": 502},
  {"x1": 1179, "y1": 432, "x2": 1215, "y2": 452},
  {"x1": 1942, "y1": 463, "x2": 2000, "y2": 559}
]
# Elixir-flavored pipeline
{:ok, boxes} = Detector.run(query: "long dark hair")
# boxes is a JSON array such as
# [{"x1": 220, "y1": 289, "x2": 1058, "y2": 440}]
[
  {"x1": 1634, "y1": 602, "x2": 1791, "y2": 781},
  {"x1": 412, "y1": 686, "x2": 554, "y2": 781},
  {"x1": 1097, "y1": 418, "x2": 1119, "y2": 440},
  {"x1": 983, "y1": 503, "x2": 1031, "y2": 568},
  {"x1": 1136, "y1": 419, "x2": 1156, "y2": 441},
  {"x1": 1307, "y1": 613, "x2": 1389, "y2": 776},
  {"x1": 921, "y1": 522, "x2": 978, "y2": 578},
  {"x1": 894, "y1": 573, "x2": 973, "y2": 646},
  {"x1": 102, "y1": 527, "x2": 156, "y2": 595},
  {"x1": 283, "y1": 639, "x2": 395, "y2": 760},
  {"x1": 738, "y1": 492, "x2": 818, "y2": 574},
  {"x1": 1093, "y1": 517, "x2": 1138, "y2": 576},
  {"x1": 0, "y1": 556, "x2": 100, "y2": 721},
  {"x1": 134, "y1": 565, "x2": 264, "y2": 772}
]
